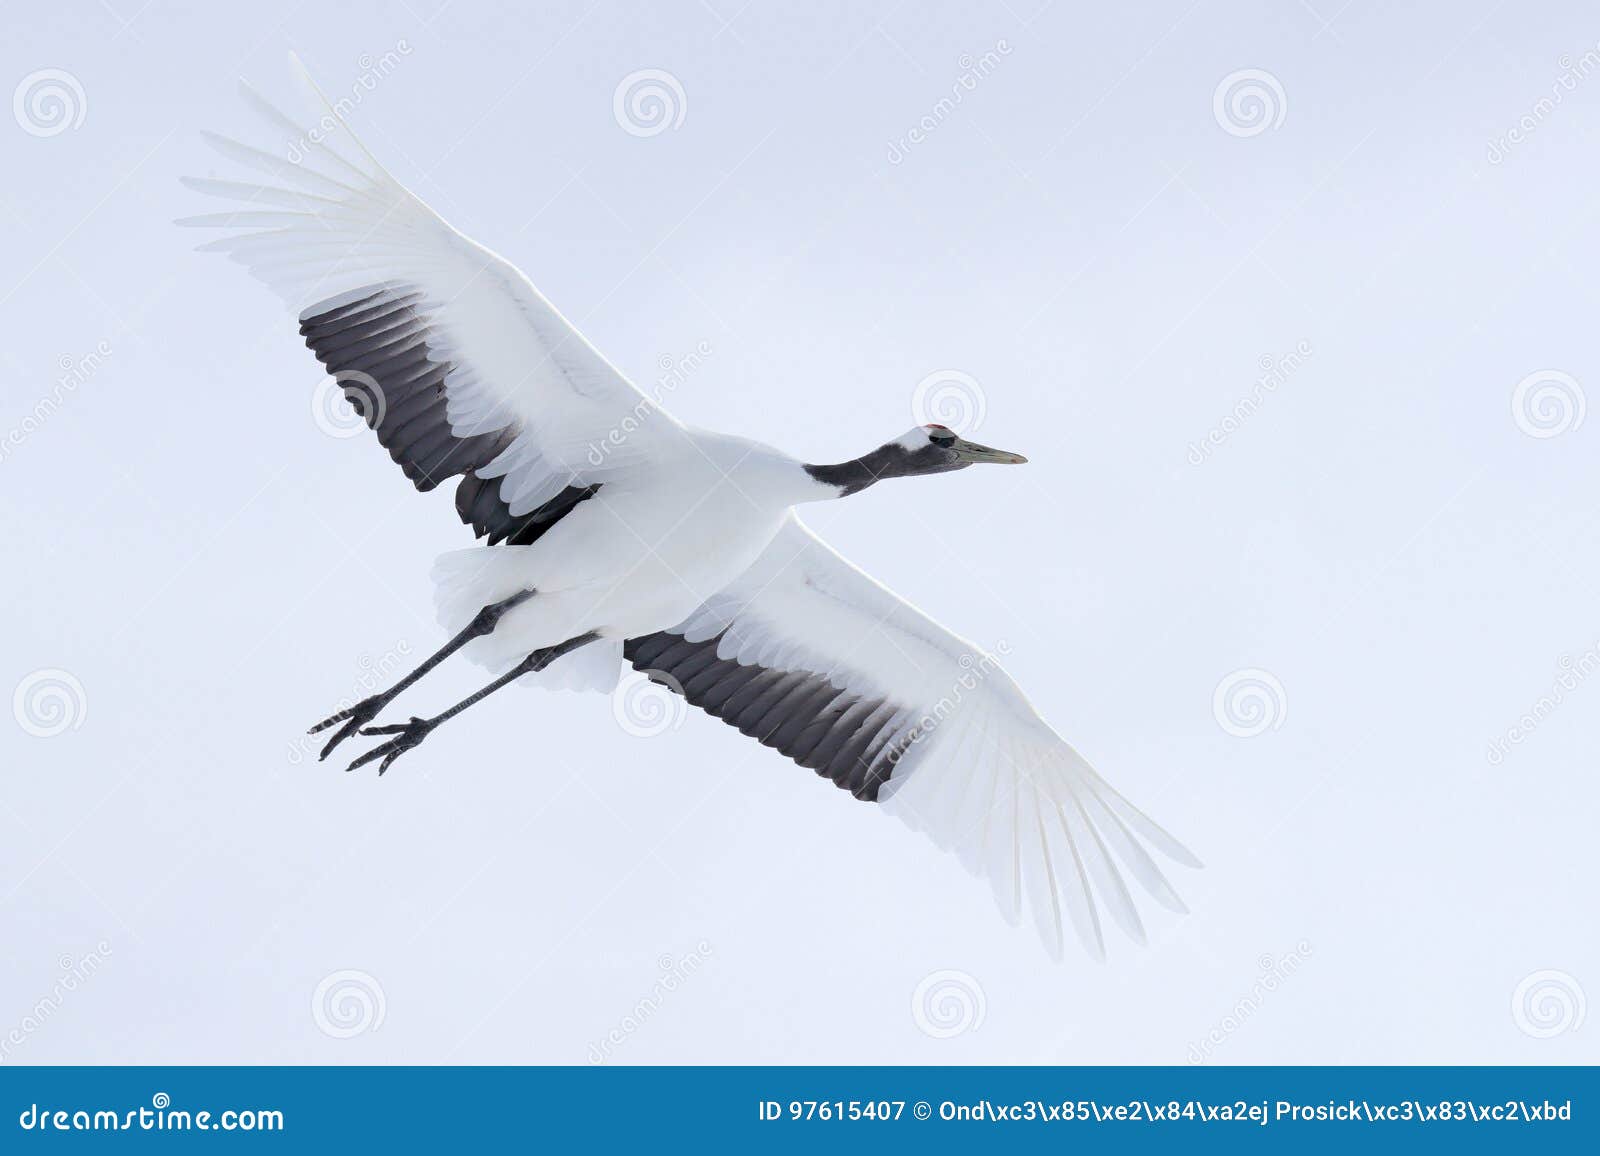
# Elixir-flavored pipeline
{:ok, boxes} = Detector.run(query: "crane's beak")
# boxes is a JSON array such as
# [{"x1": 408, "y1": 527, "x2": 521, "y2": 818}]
[{"x1": 950, "y1": 436, "x2": 1028, "y2": 465}]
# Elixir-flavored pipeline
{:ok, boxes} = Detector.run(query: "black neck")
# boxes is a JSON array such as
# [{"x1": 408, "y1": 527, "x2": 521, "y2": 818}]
[
  {"x1": 803, "y1": 441, "x2": 964, "y2": 497},
  {"x1": 803, "y1": 455, "x2": 884, "y2": 497}
]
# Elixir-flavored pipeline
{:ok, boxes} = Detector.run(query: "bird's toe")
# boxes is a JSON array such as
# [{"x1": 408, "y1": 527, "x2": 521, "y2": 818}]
[
  {"x1": 345, "y1": 717, "x2": 433, "y2": 775},
  {"x1": 310, "y1": 694, "x2": 388, "y2": 759}
]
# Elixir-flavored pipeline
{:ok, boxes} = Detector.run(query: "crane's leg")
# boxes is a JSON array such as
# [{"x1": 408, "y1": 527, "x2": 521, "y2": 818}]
[
  {"x1": 344, "y1": 631, "x2": 601, "y2": 776},
  {"x1": 308, "y1": 590, "x2": 534, "y2": 760}
]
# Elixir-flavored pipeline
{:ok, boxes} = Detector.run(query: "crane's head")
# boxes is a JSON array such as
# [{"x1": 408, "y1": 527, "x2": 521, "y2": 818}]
[
  {"x1": 805, "y1": 425, "x2": 1027, "y2": 496},
  {"x1": 894, "y1": 424, "x2": 1029, "y2": 472}
]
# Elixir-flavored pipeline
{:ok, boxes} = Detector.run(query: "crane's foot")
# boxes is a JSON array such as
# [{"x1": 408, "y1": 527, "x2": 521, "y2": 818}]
[
  {"x1": 308, "y1": 694, "x2": 388, "y2": 761},
  {"x1": 346, "y1": 716, "x2": 436, "y2": 776}
]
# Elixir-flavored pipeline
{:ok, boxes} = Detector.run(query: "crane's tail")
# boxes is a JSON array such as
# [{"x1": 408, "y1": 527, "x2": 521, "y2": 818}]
[{"x1": 430, "y1": 547, "x2": 622, "y2": 693}]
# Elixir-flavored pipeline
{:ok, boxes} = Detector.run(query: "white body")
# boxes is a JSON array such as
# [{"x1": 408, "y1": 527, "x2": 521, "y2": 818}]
[{"x1": 432, "y1": 431, "x2": 829, "y2": 680}]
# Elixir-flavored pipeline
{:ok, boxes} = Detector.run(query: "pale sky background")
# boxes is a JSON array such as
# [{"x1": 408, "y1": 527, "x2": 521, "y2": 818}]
[{"x1": 1, "y1": 0, "x2": 1597, "y2": 1064}]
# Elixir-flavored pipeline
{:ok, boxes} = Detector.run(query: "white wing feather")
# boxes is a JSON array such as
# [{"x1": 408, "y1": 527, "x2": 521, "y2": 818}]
[
  {"x1": 668, "y1": 514, "x2": 1200, "y2": 960},
  {"x1": 179, "y1": 53, "x2": 685, "y2": 506}
]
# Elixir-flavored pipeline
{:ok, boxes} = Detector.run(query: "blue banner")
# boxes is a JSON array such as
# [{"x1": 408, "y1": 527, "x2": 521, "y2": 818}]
[{"x1": 0, "y1": 1066, "x2": 1593, "y2": 1151}]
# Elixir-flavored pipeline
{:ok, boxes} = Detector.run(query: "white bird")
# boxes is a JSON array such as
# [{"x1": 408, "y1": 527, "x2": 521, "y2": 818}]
[{"x1": 181, "y1": 55, "x2": 1198, "y2": 960}]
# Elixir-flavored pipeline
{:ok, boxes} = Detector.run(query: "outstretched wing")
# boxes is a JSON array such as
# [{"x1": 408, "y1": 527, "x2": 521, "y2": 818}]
[
  {"x1": 623, "y1": 514, "x2": 1200, "y2": 960},
  {"x1": 180, "y1": 54, "x2": 681, "y2": 545}
]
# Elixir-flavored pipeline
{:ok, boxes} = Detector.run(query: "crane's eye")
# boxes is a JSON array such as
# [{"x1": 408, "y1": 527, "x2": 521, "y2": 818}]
[{"x1": 928, "y1": 427, "x2": 956, "y2": 446}]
